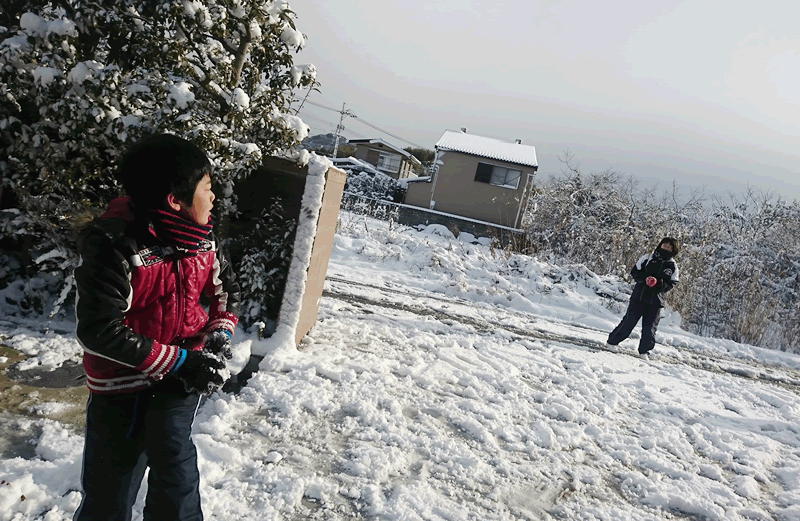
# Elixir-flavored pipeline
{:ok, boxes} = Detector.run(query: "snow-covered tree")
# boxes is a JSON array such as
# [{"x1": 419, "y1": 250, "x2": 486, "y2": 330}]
[
  {"x1": 1, "y1": 0, "x2": 316, "y2": 239},
  {"x1": 0, "y1": 0, "x2": 317, "y2": 315},
  {"x1": 523, "y1": 152, "x2": 652, "y2": 276}
]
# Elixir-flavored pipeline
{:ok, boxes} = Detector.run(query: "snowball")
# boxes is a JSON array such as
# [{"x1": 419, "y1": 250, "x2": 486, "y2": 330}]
[
  {"x1": 265, "y1": 451, "x2": 283, "y2": 464},
  {"x1": 290, "y1": 68, "x2": 301, "y2": 84},
  {"x1": 19, "y1": 13, "x2": 76, "y2": 39}
]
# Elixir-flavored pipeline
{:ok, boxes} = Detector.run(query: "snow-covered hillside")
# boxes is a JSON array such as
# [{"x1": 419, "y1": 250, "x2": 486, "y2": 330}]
[{"x1": 1, "y1": 213, "x2": 800, "y2": 520}]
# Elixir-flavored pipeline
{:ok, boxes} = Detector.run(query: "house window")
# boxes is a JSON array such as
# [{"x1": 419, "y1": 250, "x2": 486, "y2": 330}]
[
  {"x1": 377, "y1": 151, "x2": 401, "y2": 174},
  {"x1": 474, "y1": 162, "x2": 521, "y2": 189}
]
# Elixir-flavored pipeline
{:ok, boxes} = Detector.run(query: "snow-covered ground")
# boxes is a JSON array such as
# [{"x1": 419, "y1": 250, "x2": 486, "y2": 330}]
[{"x1": 2, "y1": 213, "x2": 800, "y2": 520}]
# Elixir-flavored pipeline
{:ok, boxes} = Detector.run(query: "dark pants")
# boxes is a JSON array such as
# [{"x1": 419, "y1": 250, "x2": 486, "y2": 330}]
[
  {"x1": 607, "y1": 299, "x2": 662, "y2": 354},
  {"x1": 73, "y1": 378, "x2": 203, "y2": 521}
]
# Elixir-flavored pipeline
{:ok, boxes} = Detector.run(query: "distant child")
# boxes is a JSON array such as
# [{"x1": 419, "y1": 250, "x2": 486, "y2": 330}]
[
  {"x1": 73, "y1": 134, "x2": 240, "y2": 521},
  {"x1": 607, "y1": 237, "x2": 680, "y2": 358}
]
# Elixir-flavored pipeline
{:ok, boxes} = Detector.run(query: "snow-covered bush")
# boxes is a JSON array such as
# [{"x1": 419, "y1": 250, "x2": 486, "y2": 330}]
[
  {"x1": 235, "y1": 197, "x2": 297, "y2": 329},
  {"x1": 343, "y1": 168, "x2": 401, "y2": 201},
  {"x1": 0, "y1": 1, "x2": 317, "y2": 316},
  {"x1": 523, "y1": 153, "x2": 701, "y2": 276},
  {"x1": 336, "y1": 161, "x2": 403, "y2": 222},
  {"x1": 526, "y1": 155, "x2": 800, "y2": 352},
  {"x1": 677, "y1": 190, "x2": 800, "y2": 349}
]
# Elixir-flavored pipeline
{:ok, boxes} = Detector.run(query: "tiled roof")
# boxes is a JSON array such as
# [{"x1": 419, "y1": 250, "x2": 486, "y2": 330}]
[{"x1": 435, "y1": 130, "x2": 538, "y2": 168}]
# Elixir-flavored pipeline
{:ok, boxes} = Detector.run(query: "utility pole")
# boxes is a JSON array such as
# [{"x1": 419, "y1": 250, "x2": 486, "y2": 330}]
[
  {"x1": 332, "y1": 102, "x2": 356, "y2": 158},
  {"x1": 332, "y1": 102, "x2": 346, "y2": 158}
]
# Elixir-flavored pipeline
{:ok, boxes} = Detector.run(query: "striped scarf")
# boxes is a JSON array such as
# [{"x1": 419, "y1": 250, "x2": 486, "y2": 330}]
[{"x1": 149, "y1": 208, "x2": 213, "y2": 255}]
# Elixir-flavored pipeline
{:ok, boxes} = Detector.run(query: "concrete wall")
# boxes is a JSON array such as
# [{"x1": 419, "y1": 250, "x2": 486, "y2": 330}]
[
  {"x1": 404, "y1": 150, "x2": 536, "y2": 227},
  {"x1": 404, "y1": 179, "x2": 434, "y2": 209},
  {"x1": 229, "y1": 157, "x2": 347, "y2": 347},
  {"x1": 294, "y1": 167, "x2": 347, "y2": 346}
]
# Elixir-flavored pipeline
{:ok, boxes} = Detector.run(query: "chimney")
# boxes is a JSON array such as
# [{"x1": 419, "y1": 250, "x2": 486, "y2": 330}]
[
  {"x1": 515, "y1": 139, "x2": 522, "y2": 144},
  {"x1": 460, "y1": 127, "x2": 468, "y2": 133}
]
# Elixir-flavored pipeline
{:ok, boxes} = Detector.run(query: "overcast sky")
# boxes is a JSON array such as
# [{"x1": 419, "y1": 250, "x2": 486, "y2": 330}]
[{"x1": 291, "y1": 0, "x2": 800, "y2": 200}]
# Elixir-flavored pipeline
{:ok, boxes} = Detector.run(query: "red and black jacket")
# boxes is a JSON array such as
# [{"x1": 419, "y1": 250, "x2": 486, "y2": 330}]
[
  {"x1": 74, "y1": 198, "x2": 240, "y2": 394},
  {"x1": 629, "y1": 251, "x2": 679, "y2": 307}
]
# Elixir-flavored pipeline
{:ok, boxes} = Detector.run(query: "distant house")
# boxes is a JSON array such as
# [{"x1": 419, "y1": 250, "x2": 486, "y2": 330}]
[
  {"x1": 404, "y1": 129, "x2": 538, "y2": 228},
  {"x1": 348, "y1": 138, "x2": 421, "y2": 180},
  {"x1": 329, "y1": 156, "x2": 381, "y2": 176}
]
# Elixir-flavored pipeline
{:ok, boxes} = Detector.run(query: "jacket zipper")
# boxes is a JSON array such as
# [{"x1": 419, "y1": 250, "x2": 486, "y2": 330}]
[{"x1": 172, "y1": 258, "x2": 184, "y2": 344}]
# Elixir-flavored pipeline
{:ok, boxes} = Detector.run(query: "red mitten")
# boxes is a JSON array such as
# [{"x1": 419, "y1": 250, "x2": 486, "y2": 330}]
[{"x1": 646, "y1": 276, "x2": 658, "y2": 288}]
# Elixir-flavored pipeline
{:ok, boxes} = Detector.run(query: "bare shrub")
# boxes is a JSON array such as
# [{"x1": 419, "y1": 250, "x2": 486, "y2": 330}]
[{"x1": 525, "y1": 153, "x2": 800, "y2": 353}]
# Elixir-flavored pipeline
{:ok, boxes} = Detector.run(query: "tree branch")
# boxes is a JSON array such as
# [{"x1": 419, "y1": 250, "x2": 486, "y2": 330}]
[
  {"x1": 186, "y1": 56, "x2": 230, "y2": 111},
  {"x1": 177, "y1": 19, "x2": 230, "y2": 111},
  {"x1": 200, "y1": 32, "x2": 239, "y2": 56},
  {"x1": 231, "y1": 22, "x2": 253, "y2": 88}
]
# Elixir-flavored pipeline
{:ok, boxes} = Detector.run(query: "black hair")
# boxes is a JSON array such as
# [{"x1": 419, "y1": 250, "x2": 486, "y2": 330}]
[
  {"x1": 118, "y1": 133, "x2": 212, "y2": 211},
  {"x1": 658, "y1": 237, "x2": 680, "y2": 257}
]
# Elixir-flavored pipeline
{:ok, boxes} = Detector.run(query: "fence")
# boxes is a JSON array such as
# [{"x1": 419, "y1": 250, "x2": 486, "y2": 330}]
[{"x1": 341, "y1": 193, "x2": 528, "y2": 248}]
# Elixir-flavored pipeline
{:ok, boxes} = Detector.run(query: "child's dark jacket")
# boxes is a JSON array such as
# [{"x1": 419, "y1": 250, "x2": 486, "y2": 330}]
[
  {"x1": 629, "y1": 252, "x2": 679, "y2": 307},
  {"x1": 74, "y1": 197, "x2": 240, "y2": 394}
]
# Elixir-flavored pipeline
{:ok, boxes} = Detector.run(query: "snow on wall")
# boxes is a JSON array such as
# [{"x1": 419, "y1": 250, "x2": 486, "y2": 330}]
[{"x1": 255, "y1": 152, "x2": 333, "y2": 360}]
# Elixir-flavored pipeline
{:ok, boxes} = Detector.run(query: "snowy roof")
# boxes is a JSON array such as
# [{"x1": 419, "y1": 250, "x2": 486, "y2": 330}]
[
  {"x1": 347, "y1": 138, "x2": 422, "y2": 165},
  {"x1": 435, "y1": 130, "x2": 538, "y2": 168},
  {"x1": 330, "y1": 156, "x2": 381, "y2": 175}
]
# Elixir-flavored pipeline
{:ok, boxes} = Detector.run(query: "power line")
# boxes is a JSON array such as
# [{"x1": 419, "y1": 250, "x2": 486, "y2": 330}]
[
  {"x1": 296, "y1": 111, "x2": 338, "y2": 131},
  {"x1": 296, "y1": 110, "x2": 370, "y2": 140},
  {"x1": 295, "y1": 98, "x2": 427, "y2": 150},
  {"x1": 352, "y1": 118, "x2": 426, "y2": 149},
  {"x1": 301, "y1": 99, "x2": 342, "y2": 113}
]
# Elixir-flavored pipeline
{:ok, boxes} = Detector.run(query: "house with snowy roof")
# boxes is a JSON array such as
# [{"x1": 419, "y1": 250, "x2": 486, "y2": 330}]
[
  {"x1": 329, "y1": 156, "x2": 381, "y2": 175},
  {"x1": 348, "y1": 138, "x2": 421, "y2": 180},
  {"x1": 404, "y1": 129, "x2": 538, "y2": 228}
]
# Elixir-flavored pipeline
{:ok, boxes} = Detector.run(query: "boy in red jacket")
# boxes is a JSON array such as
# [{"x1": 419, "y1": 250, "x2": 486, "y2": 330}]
[{"x1": 73, "y1": 134, "x2": 240, "y2": 521}]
